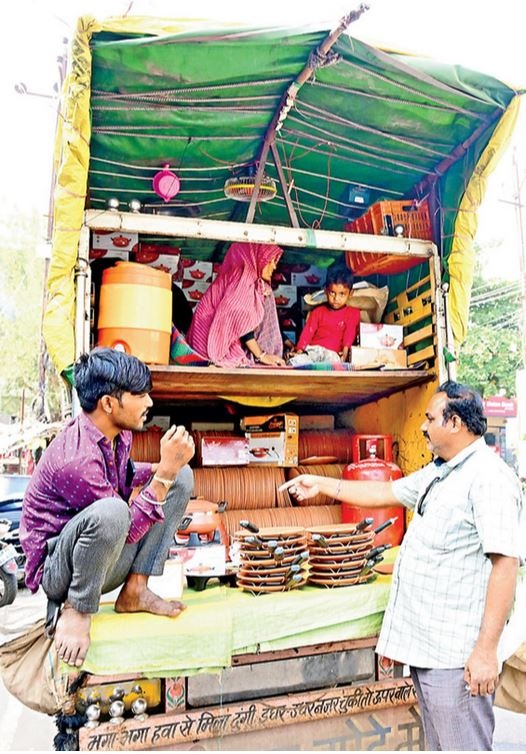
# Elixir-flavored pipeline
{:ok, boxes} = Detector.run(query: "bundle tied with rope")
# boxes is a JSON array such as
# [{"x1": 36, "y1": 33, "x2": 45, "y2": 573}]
[{"x1": 0, "y1": 618, "x2": 91, "y2": 749}]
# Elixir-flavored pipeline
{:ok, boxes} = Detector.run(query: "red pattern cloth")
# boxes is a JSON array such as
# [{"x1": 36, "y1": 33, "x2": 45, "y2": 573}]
[
  {"x1": 187, "y1": 242, "x2": 284, "y2": 366},
  {"x1": 297, "y1": 304, "x2": 360, "y2": 353}
]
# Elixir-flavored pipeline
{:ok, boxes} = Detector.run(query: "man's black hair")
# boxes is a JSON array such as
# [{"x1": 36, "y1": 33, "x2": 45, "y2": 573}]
[
  {"x1": 438, "y1": 380, "x2": 487, "y2": 436},
  {"x1": 325, "y1": 265, "x2": 354, "y2": 289},
  {"x1": 74, "y1": 348, "x2": 152, "y2": 412}
]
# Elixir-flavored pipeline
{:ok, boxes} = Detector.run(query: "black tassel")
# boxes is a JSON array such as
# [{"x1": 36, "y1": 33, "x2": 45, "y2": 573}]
[{"x1": 53, "y1": 711, "x2": 87, "y2": 750}]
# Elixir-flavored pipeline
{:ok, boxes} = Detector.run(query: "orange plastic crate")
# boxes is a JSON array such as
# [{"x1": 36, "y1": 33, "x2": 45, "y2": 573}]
[{"x1": 347, "y1": 199, "x2": 432, "y2": 241}]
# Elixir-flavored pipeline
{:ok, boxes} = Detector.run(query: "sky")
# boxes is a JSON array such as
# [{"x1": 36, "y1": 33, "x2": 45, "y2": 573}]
[{"x1": 1, "y1": 0, "x2": 524, "y2": 277}]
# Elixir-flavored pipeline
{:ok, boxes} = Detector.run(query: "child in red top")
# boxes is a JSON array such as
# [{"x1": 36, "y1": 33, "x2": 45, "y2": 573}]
[{"x1": 290, "y1": 267, "x2": 359, "y2": 364}]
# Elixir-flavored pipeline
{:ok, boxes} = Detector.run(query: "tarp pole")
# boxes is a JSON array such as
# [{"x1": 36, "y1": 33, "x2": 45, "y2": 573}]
[{"x1": 245, "y1": 4, "x2": 369, "y2": 225}]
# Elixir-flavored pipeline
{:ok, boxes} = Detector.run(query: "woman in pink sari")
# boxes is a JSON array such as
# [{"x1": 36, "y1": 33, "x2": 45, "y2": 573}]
[{"x1": 187, "y1": 243, "x2": 286, "y2": 367}]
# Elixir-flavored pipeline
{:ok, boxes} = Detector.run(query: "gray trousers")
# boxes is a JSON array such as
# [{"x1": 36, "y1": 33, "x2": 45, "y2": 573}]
[
  {"x1": 410, "y1": 666, "x2": 495, "y2": 751},
  {"x1": 41, "y1": 466, "x2": 193, "y2": 614}
]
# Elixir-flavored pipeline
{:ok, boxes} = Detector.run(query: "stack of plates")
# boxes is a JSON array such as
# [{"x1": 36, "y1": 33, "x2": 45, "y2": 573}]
[
  {"x1": 306, "y1": 524, "x2": 376, "y2": 588},
  {"x1": 234, "y1": 526, "x2": 310, "y2": 595}
]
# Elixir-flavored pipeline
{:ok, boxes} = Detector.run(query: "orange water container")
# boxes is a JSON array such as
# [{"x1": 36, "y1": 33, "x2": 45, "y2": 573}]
[
  {"x1": 342, "y1": 434, "x2": 405, "y2": 547},
  {"x1": 97, "y1": 261, "x2": 172, "y2": 364}
]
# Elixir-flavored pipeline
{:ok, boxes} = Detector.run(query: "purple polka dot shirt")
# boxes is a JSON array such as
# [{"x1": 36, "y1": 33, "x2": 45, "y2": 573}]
[{"x1": 20, "y1": 412, "x2": 162, "y2": 592}]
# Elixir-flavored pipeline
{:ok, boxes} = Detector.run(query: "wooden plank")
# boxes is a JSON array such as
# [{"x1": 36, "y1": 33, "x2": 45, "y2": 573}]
[
  {"x1": 385, "y1": 304, "x2": 433, "y2": 328},
  {"x1": 407, "y1": 346, "x2": 436, "y2": 366},
  {"x1": 403, "y1": 324, "x2": 434, "y2": 347},
  {"x1": 148, "y1": 365, "x2": 433, "y2": 405},
  {"x1": 164, "y1": 703, "x2": 423, "y2": 751},
  {"x1": 79, "y1": 677, "x2": 417, "y2": 751},
  {"x1": 84, "y1": 210, "x2": 436, "y2": 257},
  {"x1": 231, "y1": 637, "x2": 378, "y2": 666},
  {"x1": 404, "y1": 275, "x2": 431, "y2": 295}
]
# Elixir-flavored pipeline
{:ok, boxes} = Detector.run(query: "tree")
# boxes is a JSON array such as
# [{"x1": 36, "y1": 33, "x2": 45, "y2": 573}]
[
  {"x1": 457, "y1": 244, "x2": 523, "y2": 397},
  {"x1": 0, "y1": 201, "x2": 65, "y2": 421}
]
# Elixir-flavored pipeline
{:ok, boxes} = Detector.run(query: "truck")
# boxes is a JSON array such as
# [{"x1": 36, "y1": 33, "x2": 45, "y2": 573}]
[{"x1": 22, "y1": 8, "x2": 524, "y2": 751}]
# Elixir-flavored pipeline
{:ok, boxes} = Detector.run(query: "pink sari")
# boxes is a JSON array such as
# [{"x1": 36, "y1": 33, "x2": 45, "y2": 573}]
[{"x1": 187, "y1": 243, "x2": 284, "y2": 367}]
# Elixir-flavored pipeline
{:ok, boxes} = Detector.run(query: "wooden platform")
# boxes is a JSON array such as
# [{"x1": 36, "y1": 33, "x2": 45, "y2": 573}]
[{"x1": 149, "y1": 365, "x2": 433, "y2": 407}]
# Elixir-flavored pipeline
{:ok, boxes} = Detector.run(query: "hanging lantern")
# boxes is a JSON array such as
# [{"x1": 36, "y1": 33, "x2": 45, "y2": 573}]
[{"x1": 152, "y1": 164, "x2": 180, "y2": 202}]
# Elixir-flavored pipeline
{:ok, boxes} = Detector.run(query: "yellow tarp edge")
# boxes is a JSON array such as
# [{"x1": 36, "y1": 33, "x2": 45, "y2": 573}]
[{"x1": 448, "y1": 94, "x2": 522, "y2": 349}]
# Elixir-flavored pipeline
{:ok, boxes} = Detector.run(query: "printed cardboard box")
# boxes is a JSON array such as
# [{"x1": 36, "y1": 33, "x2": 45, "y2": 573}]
[
  {"x1": 201, "y1": 436, "x2": 249, "y2": 466},
  {"x1": 180, "y1": 260, "x2": 214, "y2": 283},
  {"x1": 359, "y1": 323, "x2": 404, "y2": 350},
  {"x1": 170, "y1": 544, "x2": 226, "y2": 577},
  {"x1": 92, "y1": 230, "x2": 139, "y2": 253},
  {"x1": 291, "y1": 266, "x2": 327, "y2": 288},
  {"x1": 176, "y1": 280, "x2": 209, "y2": 304},
  {"x1": 241, "y1": 413, "x2": 299, "y2": 433},
  {"x1": 273, "y1": 285, "x2": 297, "y2": 308},
  {"x1": 89, "y1": 249, "x2": 129, "y2": 262},
  {"x1": 134, "y1": 244, "x2": 181, "y2": 280},
  {"x1": 246, "y1": 431, "x2": 299, "y2": 466},
  {"x1": 350, "y1": 346, "x2": 407, "y2": 369},
  {"x1": 242, "y1": 413, "x2": 299, "y2": 466}
]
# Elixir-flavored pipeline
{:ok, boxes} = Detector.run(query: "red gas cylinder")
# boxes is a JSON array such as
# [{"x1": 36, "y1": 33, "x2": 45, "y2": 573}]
[{"x1": 342, "y1": 434, "x2": 405, "y2": 547}]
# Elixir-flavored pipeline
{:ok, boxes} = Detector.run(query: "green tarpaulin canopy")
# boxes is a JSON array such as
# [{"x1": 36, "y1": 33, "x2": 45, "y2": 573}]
[{"x1": 44, "y1": 15, "x2": 522, "y2": 373}]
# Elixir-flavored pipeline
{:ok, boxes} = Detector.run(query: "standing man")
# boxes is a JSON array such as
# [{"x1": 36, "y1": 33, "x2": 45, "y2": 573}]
[
  {"x1": 20, "y1": 348, "x2": 195, "y2": 668},
  {"x1": 281, "y1": 381, "x2": 523, "y2": 751}
]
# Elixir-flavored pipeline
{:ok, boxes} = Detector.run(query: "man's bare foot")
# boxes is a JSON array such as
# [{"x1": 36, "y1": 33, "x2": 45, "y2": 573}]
[
  {"x1": 114, "y1": 573, "x2": 185, "y2": 617},
  {"x1": 54, "y1": 604, "x2": 92, "y2": 668}
]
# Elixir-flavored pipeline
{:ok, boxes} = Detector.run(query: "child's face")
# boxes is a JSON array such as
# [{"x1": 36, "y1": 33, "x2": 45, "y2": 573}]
[{"x1": 326, "y1": 283, "x2": 351, "y2": 310}]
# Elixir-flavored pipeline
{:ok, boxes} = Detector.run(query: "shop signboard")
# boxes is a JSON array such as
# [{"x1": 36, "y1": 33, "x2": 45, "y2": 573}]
[{"x1": 483, "y1": 396, "x2": 517, "y2": 418}]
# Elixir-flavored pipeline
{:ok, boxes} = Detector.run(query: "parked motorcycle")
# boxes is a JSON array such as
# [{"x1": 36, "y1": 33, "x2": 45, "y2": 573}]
[
  {"x1": 0, "y1": 473, "x2": 29, "y2": 585},
  {"x1": 0, "y1": 518, "x2": 18, "y2": 606}
]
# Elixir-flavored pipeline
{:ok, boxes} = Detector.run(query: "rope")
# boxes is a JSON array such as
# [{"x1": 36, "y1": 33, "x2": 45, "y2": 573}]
[
  {"x1": 292, "y1": 100, "x2": 450, "y2": 159},
  {"x1": 91, "y1": 78, "x2": 289, "y2": 100},
  {"x1": 282, "y1": 120, "x2": 433, "y2": 172},
  {"x1": 90, "y1": 155, "x2": 248, "y2": 173},
  {"x1": 91, "y1": 128, "x2": 257, "y2": 141},
  {"x1": 339, "y1": 57, "x2": 488, "y2": 116},
  {"x1": 93, "y1": 95, "x2": 279, "y2": 108},
  {"x1": 89, "y1": 168, "x2": 225, "y2": 183},
  {"x1": 305, "y1": 78, "x2": 479, "y2": 116},
  {"x1": 308, "y1": 49, "x2": 341, "y2": 70},
  {"x1": 274, "y1": 155, "x2": 405, "y2": 194}
]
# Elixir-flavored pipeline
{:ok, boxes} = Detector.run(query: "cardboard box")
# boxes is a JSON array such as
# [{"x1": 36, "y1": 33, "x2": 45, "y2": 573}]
[
  {"x1": 201, "y1": 436, "x2": 249, "y2": 466},
  {"x1": 133, "y1": 245, "x2": 181, "y2": 280},
  {"x1": 246, "y1": 432, "x2": 298, "y2": 466},
  {"x1": 359, "y1": 323, "x2": 404, "y2": 350},
  {"x1": 291, "y1": 266, "x2": 326, "y2": 287},
  {"x1": 92, "y1": 230, "x2": 139, "y2": 253},
  {"x1": 177, "y1": 280, "x2": 209, "y2": 303},
  {"x1": 241, "y1": 413, "x2": 298, "y2": 433},
  {"x1": 242, "y1": 413, "x2": 299, "y2": 466},
  {"x1": 89, "y1": 248, "x2": 129, "y2": 262},
  {"x1": 170, "y1": 544, "x2": 226, "y2": 577},
  {"x1": 273, "y1": 285, "x2": 297, "y2": 308},
  {"x1": 181, "y1": 260, "x2": 214, "y2": 283},
  {"x1": 351, "y1": 346, "x2": 407, "y2": 369}
]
